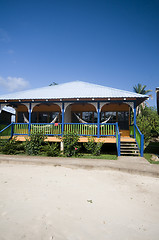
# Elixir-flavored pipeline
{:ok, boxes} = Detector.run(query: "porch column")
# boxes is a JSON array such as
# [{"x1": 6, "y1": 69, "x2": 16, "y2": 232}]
[
  {"x1": 97, "y1": 102, "x2": 100, "y2": 138},
  {"x1": 134, "y1": 102, "x2": 136, "y2": 138},
  {"x1": 28, "y1": 103, "x2": 32, "y2": 135},
  {"x1": 62, "y1": 102, "x2": 64, "y2": 136}
]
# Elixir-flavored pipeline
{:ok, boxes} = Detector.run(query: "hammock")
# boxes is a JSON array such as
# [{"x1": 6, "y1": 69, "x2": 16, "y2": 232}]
[
  {"x1": 23, "y1": 113, "x2": 29, "y2": 123},
  {"x1": 50, "y1": 115, "x2": 58, "y2": 123},
  {"x1": 74, "y1": 113, "x2": 111, "y2": 124},
  {"x1": 74, "y1": 113, "x2": 88, "y2": 124},
  {"x1": 23, "y1": 114, "x2": 58, "y2": 124}
]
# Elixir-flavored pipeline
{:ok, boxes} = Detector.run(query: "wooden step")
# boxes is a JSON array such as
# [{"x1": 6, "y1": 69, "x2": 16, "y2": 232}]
[{"x1": 120, "y1": 140, "x2": 140, "y2": 156}]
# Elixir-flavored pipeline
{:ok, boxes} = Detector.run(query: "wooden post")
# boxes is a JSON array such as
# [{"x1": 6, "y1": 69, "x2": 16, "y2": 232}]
[{"x1": 60, "y1": 141, "x2": 64, "y2": 152}]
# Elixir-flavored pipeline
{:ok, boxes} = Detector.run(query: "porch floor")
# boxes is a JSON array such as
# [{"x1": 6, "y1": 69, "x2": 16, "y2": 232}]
[{"x1": 14, "y1": 135, "x2": 136, "y2": 143}]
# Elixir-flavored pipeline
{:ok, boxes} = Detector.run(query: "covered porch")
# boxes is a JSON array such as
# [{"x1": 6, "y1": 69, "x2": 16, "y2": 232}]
[
  {"x1": 0, "y1": 100, "x2": 143, "y2": 156},
  {"x1": 0, "y1": 81, "x2": 147, "y2": 157}
]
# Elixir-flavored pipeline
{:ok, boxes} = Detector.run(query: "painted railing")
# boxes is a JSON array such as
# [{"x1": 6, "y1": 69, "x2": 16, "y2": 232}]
[
  {"x1": 31, "y1": 123, "x2": 62, "y2": 135},
  {"x1": 116, "y1": 123, "x2": 120, "y2": 156},
  {"x1": 129, "y1": 124, "x2": 144, "y2": 157},
  {"x1": 64, "y1": 123, "x2": 116, "y2": 136},
  {"x1": 14, "y1": 123, "x2": 29, "y2": 135},
  {"x1": 13, "y1": 123, "x2": 62, "y2": 136},
  {"x1": 64, "y1": 123, "x2": 97, "y2": 136},
  {"x1": 12, "y1": 123, "x2": 116, "y2": 137},
  {"x1": 100, "y1": 123, "x2": 116, "y2": 136}
]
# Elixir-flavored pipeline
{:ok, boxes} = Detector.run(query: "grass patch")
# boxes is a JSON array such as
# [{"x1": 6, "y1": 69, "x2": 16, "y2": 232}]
[
  {"x1": 77, "y1": 153, "x2": 117, "y2": 160},
  {"x1": 144, "y1": 153, "x2": 159, "y2": 164},
  {"x1": 144, "y1": 142, "x2": 159, "y2": 164}
]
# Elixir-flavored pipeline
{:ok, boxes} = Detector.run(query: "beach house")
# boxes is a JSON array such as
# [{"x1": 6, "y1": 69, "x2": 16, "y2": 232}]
[{"x1": 0, "y1": 81, "x2": 148, "y2": 156}]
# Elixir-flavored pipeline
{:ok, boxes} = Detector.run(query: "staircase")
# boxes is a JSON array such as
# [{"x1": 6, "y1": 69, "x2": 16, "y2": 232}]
[{"x1": 120, "y1": 141, "x2": 140, "y2": 156}]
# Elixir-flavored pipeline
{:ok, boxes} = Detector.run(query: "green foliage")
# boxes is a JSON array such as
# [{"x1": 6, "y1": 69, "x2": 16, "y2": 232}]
[
  {"x1": 0, "y1": 124, "x2": 11, "y2": 137},
  {"x1": 62, "y1": 131, "x2": 80, "y2": 157},
  {"x1": 136, "y1": 106, "x2": 159, "y2": 144},
  {"x1": 42, "y1": 142, "x2": 60, "y2": 157},
  {"x1": 25, "y1": 132, "x2": 46, "y2": 155},
  {"x1": 84, "y1": 136, "x2": 103, "y2": 156},
  {"x1": 49, "y1": 82, "x2": 58, "y2": 86},
  {"x1": 145, "y1": 142, "x2": 159, "y2": 155},
  {"x1": 0, "y1": 138, "x2": 24, "y2": 155},
  {"x1": 133, "y1": 83, "x2": 152, "y2": 95}
]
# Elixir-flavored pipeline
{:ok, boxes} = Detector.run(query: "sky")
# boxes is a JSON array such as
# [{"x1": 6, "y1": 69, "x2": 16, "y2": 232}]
[{"x1": 0, "y1": 0, "x2": 158, "y2": 107}]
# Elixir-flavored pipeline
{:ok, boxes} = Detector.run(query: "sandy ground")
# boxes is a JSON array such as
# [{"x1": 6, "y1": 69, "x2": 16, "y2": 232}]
[{"x1": 0, "y1": 163, "x2": 159, "y2": 240}]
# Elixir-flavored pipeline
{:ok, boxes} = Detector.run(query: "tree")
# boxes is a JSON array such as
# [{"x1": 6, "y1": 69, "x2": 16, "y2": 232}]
[
  {"x1": 136, "y1": 106, "x2": 159, "y2": 144},
  {"x1": 133, "y1": 83, "x2": 152, "y2": 114},
  {"x1": 49, "y1": 82, "x2": 58, "y2": 86},
  {"x1": 133, "y1": 83, "x2": 152, "y2": 96}
]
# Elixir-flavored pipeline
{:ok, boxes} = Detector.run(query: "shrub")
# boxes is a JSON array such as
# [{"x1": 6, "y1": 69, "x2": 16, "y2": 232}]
[
  {"x1": 62, "y1": 131, "x2": 80, "y2": 157},
  {"x1": 25, "y1": 132, "x2": 46, "y2": 155},
  {"x1": 84, "y1": 136, "x2": 103, "y2": 156},
  {"x1": 0, "y1": 138, "x2": 23, "y2": 155},
  {"x1": 43, "y1": 142, "x2": 60, "y2": 157},
  {"x1": 136, "y1": 106, "x2": 159, "y2": 144}
]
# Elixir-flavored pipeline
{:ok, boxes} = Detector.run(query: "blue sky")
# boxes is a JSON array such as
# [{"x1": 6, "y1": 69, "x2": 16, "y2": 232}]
[{"x1": 0, "y1": 0, "x2": 158, "y2": 107}]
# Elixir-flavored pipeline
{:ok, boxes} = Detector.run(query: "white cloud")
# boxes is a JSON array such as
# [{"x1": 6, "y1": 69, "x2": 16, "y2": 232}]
[{"x1": 0, "y1": 76, "x2": 30, "y2": 92}]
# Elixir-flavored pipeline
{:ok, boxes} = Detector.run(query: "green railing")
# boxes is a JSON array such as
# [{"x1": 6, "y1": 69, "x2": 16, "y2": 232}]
[
  {"x1": 12, "y1": 123, "x2": 116, "y2": 137},
  {"x1": 30, "y1": 123, "x2": 62, "y2": 135},
  {"x1": 100, "y1": 124, "x2": 115, "y2": 136},
  {"x1": 64, "y1": 123, "x2": 97, "y2": 136},
  {"x1": 129, "y1": 124, "x2": 144, "y2": 157},
  {"x1": 129, "y1": 125, "x2": 134, "y2": 136},
  {"x1": 14, "y1": 123, "x2": 29, "y2": 135}
]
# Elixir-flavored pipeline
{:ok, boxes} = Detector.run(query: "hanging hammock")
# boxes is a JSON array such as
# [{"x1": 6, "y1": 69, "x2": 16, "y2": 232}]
[
  {"x1": 74, "y1": 113, "x2": 88, "y2": 124},
  {"x1": 23, "y1": 114, "x2": 58, "y2": 124},
  {"x1": 23, "y1": 113, "x2": 29, "y2": 123},
  {"x1": 50, "y1": 115, "x2": 58, "y2": 123},
  {"x1": 74, "y1": 113, "x2": 111, "y2": 124}
]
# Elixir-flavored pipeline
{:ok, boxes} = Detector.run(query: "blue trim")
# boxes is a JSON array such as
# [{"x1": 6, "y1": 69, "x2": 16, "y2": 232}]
[
  {"x1": 0, "y1": 123, "x2": 12, "y2": 133},
  {"x1": 62, "y1": 102, "x2": 64, "y2": 136},
  {"x1": 140, "y1": 134, "x2": 144, "y2": 157},
  {"x1": 134, "y1": 102, "x2": 136, "y2": 138},
  {"x1": 14, "y1": 133, "x2": 28, "y2": 136},
  {"x1": 28, "y1": 103, "x2": 31, "y2": 136},
  {"x1": 0, "y1": 123, "x2": 13, "y2": 140},
  {"x1": 97, "y1": 102, "x2": 100, "y2": 138},
  {"x1": 30, "y1": 123, "x2": 62, "y2": 125},
  {"x1": 115, "y1": 122, "x2": 120, "y2": 156},
  {"x1": 14, "y1": 123, "x2": 29, "y2": 125}
]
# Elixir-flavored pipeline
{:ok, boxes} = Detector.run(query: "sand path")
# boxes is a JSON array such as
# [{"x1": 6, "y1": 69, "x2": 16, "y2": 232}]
[{"x1": 0, "y1": 163, "x2": 159, "y2": 240}]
